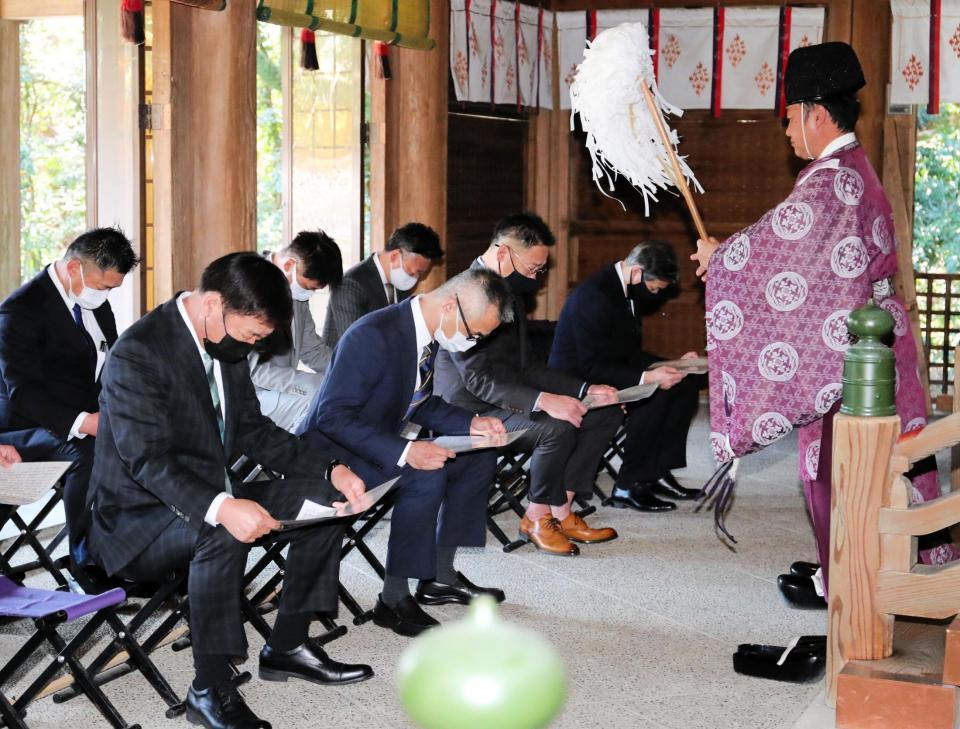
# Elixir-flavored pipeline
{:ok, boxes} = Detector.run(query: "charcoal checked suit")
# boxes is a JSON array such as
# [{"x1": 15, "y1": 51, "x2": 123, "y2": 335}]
[
  {"x1": 86, "y1": 295, "x2": 345, "y2": 657},
  {"x1": 321, "y1": 255, "x2": 410, "y2": 349}
]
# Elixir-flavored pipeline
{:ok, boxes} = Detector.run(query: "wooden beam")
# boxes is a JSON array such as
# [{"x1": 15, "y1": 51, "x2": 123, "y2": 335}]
[
  {"x1": 151, "y1": 0, "x2": 257, "y2": 299},
  {"x1": 0, "y1": 0, "x2": 81, "y2": 19},
  {"x1": 879, "y1": 490, "x2": 960, "y2": 537},
  {"x1": 953, "y1": 345, "x2": 960, "y2": 491},
  {"x1": 891, "y1": 412, "x2": 960, "y2": 468},
  {"x1": 0, "y1": 19, "x2": 19, "y2": 295},
  {"x1": 878, "y1": 563, "x2": 960, "y2": 619},
  {"x1": 828, "y1": 414, "x2": 901, "y2": 707}
]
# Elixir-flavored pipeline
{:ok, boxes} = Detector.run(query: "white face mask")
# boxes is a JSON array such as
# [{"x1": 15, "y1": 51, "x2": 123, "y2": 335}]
[
  {"x1": 435, "y1": 309, "x2": 476, "y2": 353},
  {"x1": 71, "y1": 266, "x2": 110, "y2": 310},
  {"x1": 282, "y1": 258, "x2": 313, "y2": 302},
  {"x1": 389, "y1": 255, "x2": 420, "y2": 292}
]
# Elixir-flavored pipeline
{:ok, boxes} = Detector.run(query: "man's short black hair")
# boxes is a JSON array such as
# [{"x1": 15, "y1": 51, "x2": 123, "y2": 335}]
[
  {"x1": 385, "y1": 222, "x2": 444, "y2": 260},
  {"x1": 65, "y1": 227, "x2": 140, "y2": 274},
  {"x1": 283, "y1": 230, "x2": 343, "y2": 286},
  {"x1": 492, "y1": 211, "x2": 556, "y2": 248},
  {"x1": 199, "y1": 252, "x2": 293, "y2": 328},
  {"x1": 625, "y1": 240, "x2": 679, "y2": 285},
  {"x1": 809, "y1": 93, "x2": 859, "y2": 134}
]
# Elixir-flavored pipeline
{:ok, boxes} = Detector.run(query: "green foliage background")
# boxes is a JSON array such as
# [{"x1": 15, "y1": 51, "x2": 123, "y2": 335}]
[
  {"x1": 19, "y1": 18, "x2": 86, "y2": 283},
  {"x1": 256, "y1": 24, "x2": 283, "y2": 254},
  {"x1": 915, "y1": 104, "x2": 960, "y2": 273}
]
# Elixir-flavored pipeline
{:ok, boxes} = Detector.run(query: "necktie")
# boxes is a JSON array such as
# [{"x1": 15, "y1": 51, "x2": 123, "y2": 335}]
[
  {"x1": 385, "y1": 282, "x2": 397, "y2": 305},
  {"x1": 202, "y1": 353, "x2": 232, "y2": 495},
  {"x1": 404, "y1": 344, "x2": 434, "y2": 421},
  {"x1": 72, "y1": 304, "x2": 96, "y2": 372}
]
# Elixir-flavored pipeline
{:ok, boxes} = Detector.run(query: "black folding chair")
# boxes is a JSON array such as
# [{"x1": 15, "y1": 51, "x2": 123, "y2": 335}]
[
  {"x1": 486, "y1": 452, "x2": 531, "y2": 552},
  {"x1": 0, "y1": 576, "x2": 177, "y2": 729},
  {"x1": 0, "y1": 484, "x2": 70, "y2": 589},
  {"x1": 597, "y1": 424, "x2": 628, "y2": 505}
]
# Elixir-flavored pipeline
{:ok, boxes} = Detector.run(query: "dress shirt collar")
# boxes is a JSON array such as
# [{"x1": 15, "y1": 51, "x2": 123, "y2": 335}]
[
  {"x1": 372, "y1": 252, "x2": 389, "y2": 286},
  {"x1": 176, "y1": 292, "x2": 208, "y2": 359},
  {"x1": 819, "y1": 132, "x2": 857, "y2": 159},
  {"x1": 47, "y1": 264, "x2": 75, "y2": 312},
  {"x1": 409, "y1": 296, "x2": 433, "y2": 352},
  {"x1": 615, "y1": 261, "x2": 630, "y2": 298}
]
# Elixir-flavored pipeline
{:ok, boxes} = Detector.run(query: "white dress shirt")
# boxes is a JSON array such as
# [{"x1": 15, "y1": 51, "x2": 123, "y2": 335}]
[
  {"x1": 397, "y1": 296, "x2": 433, "y2": 466},
  {"x1": 175, "y1": 292, "x2": 233, "y2": 526},
  {"x1": 372, "y1": 253, "x2": 397, "y2": 304},
  {"x1": 47, "y1": 265, "x2": 107, "y2": 440}
]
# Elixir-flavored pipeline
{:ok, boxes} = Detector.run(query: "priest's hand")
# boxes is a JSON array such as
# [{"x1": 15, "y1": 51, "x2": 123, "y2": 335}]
[{"x1": 691, "y1": 237, "x2": 720, "y2": 281}]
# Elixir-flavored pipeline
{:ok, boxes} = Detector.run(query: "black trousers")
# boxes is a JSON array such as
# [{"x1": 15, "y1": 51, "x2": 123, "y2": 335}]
[
  {"x1": 615, "y1": 374, "x2": 704, "y2": 487},
  {"x1": 486, "y1": 405, "x2": 623, "y2": 506},
  {"x1": 0, "y1": 427, "x2": 94, "y2": 556},
  {"x1": 88, "y1": 478, "x2": 344, "y2": 658},
  {"x1": 302, "y1": 431, "x2": 495, "y2": 580}
]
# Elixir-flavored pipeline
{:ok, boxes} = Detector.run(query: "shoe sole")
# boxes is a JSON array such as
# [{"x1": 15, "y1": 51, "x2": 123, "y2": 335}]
[
  {"x1": 258, "y1": 667, "x2": 374, "y2": 686},
  {"x1": 414, "y1": 594, "x2": 470, "y2": 606},
  {"x1": 606, "y1": 500, "x2": 676, "y2": 512},
  {"x1": 517, "y1": 533, "x2": 580, "y2": 556},
  {"x1": 564, "y1": 533, "x2": 619, "y2": 544},
  {"x1": 370, "y1": 615, "x2": 435, "y2": 637}
]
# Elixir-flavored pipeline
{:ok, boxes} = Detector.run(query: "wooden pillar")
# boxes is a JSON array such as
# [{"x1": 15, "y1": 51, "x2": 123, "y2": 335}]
[
  {"x1": 850, "y1": 0, "x2": 890, "y2": 171},
  {"x1": 827, "y1": 413, "x2": 901, "y2": 706},
  {"x1": 369, "y1": 0, "x2": 449, "y2": 292},
  {"x1": 151, "y1": 0, "x2": 256, "y2": 300},
  {"x1": 0, "y1": 19, "x2": 20, "y2": 295}
]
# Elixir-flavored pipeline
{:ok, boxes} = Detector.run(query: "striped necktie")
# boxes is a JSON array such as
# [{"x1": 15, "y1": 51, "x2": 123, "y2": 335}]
[
  {"x1": 72, "y1": 304, "x2": 97, "y2": 372},
  {"x1": 201, "y1": 352, "x2": 232, "y2": 495},
  {"x1": 404, "y1": 344, "x2": 434, "y2": 421}
]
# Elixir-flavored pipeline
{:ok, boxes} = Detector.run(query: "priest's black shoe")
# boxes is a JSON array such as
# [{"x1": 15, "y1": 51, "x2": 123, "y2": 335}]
[
  {"x1": 185, "y1": 681, "x2": 270, "y2": 729},
  {"x1": 790, "y1": 561, "x2": 819, "y2": 578},
  {"x1": 371, "y1": 594, "x2": 440, "y2": 636},
  {"x1": 651, "y1": 473, "x2": 703, "y2": 500},
  {"x1": 605, "y1": 484, "x2": 677, "y2": 512},
  {"x1": 777, "y1": 574, "x2": 826, "y2": 610},
  {"x1": 259, "y1": 638, "x2": 373, "y2": 686},
  {"x1": 733, "y1": 637, "x2": 826, "y2": 683},
  {"x1": 415, "y1": 572, "x2": 506, "y2": 606}
]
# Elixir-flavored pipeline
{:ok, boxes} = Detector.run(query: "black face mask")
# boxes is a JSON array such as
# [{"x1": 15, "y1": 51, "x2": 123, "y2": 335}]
[
  {"x1": 627, "y1": 282, "x2": 662, "y2": 302},
  {"x1": 203, "y1": 312, "x2": 255, "y2": 364},
  {"x1": 498, "y1": 253, "x2": 542, "y2": 296}
]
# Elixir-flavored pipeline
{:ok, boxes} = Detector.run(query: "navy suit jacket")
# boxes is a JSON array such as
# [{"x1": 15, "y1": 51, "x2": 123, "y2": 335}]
[
  {"x1": 87, "y1": 296, "x2": 337, "y2": 575},
  {"x1": 548, "y1": 263, "x2": 659, "y2": 390},
  {"x1": 0, "y1": 267, "x2": 118, "y2": 437},
  {"x1": 299, "y1": 299, "x2": 474, "y2": 470}
]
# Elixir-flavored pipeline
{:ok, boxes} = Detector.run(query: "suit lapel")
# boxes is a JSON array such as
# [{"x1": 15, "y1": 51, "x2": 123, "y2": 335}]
[
  {"x1": 361, "y1": 256, "x2": 389, "y2": 309},
  {"x1": 38, "y1": 272, "x2": 95, "y2": 365},
  {"x1": 398, "y1": 301, "x2": 418, "y2": 403}
]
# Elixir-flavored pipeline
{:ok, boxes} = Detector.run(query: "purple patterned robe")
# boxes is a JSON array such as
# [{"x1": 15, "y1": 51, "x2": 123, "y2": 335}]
[{"x1": 705, "y1": 142, "x2": 955, "y2": 565}]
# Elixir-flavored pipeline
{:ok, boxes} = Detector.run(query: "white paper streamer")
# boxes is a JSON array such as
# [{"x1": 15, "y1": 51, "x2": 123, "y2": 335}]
[{"x1": 569, "y1": 22, "x2": 703, "y2": 213}]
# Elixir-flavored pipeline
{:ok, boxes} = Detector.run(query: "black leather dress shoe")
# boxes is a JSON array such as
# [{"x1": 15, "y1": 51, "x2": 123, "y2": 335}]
[
  {"x1": 651, "y1": 474, "x2": 703, "y2": 500},
  {"x1": 371, "y1": 595, "x2": 440, "y2": 636},
  {"x1": 790, "y1": 561, "x2": 819, "y2": 578},
  {"x1": 733, "y1": 636, "x2": 826, "y2": 683},
  {"x1": 606, "y1": 485, "x2": 677, "y2": 512},
  {"x1": 186, "y1": 681, "x2": 270, "y2": 729},
  {"x1": 259, "y1": 639, "x2": 373, "y2": 686},
  {"x1": 415, "y1": 572, "x2": 506, "y2": 606},
  {"x1": 777, "y1": 574, "x2": 826, "y2": 609}
]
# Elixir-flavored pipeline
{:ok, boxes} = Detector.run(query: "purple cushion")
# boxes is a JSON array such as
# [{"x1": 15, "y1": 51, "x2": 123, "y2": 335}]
[{"x1": 0, "y1": 576, "x2": 125, "y2": 622}]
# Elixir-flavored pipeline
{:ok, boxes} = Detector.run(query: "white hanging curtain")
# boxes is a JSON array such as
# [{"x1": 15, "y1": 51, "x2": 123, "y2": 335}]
[
  {"x1": 517, "y1": 4, "x2": 540, "y2": 107},
  {"x1": 450, "y1": 0, "x2": 470, "y2": 102},
  {"x1": 493, "y1": 0, "x2": 518, "y2": 105},
  {"x1": 467, "y1": 0, "x2": 493, "y2": 103},
  {"x1": 657, "y1": 8, "x2": 715, "y2": 110},
  {"x1": 557, "y1": 10, "x2": 587, "y2": 110}
]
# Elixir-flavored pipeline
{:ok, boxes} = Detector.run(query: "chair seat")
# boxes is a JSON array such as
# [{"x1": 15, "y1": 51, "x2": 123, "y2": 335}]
[{"x1": 0, "y1": 576, "x2": 125, "y2": 622}]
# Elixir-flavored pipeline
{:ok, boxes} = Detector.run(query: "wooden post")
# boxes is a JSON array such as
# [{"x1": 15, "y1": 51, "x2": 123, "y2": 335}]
[
  {"x1": 827, "y1": 413, "x2": 901, "y2": 707},
  {"x1": 0, "y1": 19, "x2": 20, "y2": 295},
  {"x1": 369, "y1": 0, "x2": 449, "y2": 292},
  {"x1": 151, "y1": 0, "x2": 257, "y2": 300},
  {"x1": 953, "y1": 345, "x2": 960, "y2": 491}
]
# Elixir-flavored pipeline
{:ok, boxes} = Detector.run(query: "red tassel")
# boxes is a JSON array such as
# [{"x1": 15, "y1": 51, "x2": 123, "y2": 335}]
[
  {"x1": 373, "y1": 41, "x2": 391, "y2": 80},
  {"x1": 300, "y1": 28, "x2": 319, "y2": 71},
  {"x1": 121, "y1": 0, "x2": 145, "y2": 45}
]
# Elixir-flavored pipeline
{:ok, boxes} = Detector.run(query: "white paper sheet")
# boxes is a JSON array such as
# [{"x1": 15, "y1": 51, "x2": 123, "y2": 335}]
[
  {"x1": 429, "y1": 429, "x2": 527, "y2": 454},
  {"x1": 582, "y1": 383, "x2": 659, "y2": 409},
  {"x1": 0, "y1": 462, "x2": 71, "y2": 506},
  {"x1": 648, "y1": 356, "x2": 709, "y2": 374},
  {"x1": 279, "y1": 476, "x2": 400, "y2": 530}
]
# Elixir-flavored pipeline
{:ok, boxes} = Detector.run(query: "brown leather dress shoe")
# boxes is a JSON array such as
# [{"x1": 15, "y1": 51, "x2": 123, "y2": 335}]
[
  {"x1": 519, "y1": 516, "x2": 580, "y2": 556},
  {"x1": 558, "y1": 513, "x2": 618, "y2": 544}
]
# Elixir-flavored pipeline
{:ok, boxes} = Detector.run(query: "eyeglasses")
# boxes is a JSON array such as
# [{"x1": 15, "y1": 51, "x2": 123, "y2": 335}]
[
  {"x1": 505, "y1": 246, "x2": 548, "y2": 277},
  {"x1": 455, "y1": 294, "x2": 484, "y2": 342}
]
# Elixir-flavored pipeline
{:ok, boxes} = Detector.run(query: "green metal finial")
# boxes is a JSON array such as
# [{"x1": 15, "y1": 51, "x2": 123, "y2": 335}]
[{"x1": 840, "y1": 300, "x2": 897, "y2": 417}]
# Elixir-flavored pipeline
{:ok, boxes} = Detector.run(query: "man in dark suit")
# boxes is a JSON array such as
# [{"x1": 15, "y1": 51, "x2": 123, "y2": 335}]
[
  {"x1": 434, "y1": 212, "x2": 622, "y2": 557},
  {"x1": 250, "y1": 230, "x2": 343, "y2": 431},
  {"x1": 0, "y1": 227, "x2": 138, "y2": 559},
  {"x1": 86, "y1": 253, "x2": 373, "y2": 729},
  {"x1": 299, "y1": 268, "x2": 511, "y2": 637},
  {"x1": 549, "y1": 241, "x2": 705, "y2": 511},
  {"x1": 322, "y1": 222, "x2": 443, "y2": 348}
]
